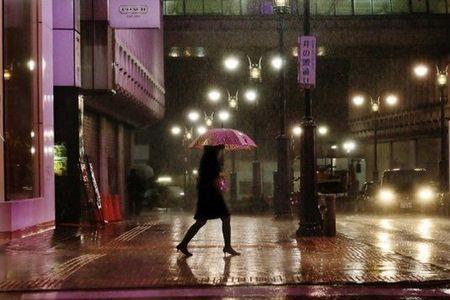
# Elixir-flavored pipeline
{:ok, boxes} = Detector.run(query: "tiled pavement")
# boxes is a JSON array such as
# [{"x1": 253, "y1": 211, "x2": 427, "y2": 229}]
[{"x1": 0, "y1": 212, "x2": 450, "y2": 294}]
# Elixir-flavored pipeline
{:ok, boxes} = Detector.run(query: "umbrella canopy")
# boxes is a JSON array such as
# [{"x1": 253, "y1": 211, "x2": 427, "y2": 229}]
[{"x1": 189, "y1": 128, "x2": 257, "y2": 151}]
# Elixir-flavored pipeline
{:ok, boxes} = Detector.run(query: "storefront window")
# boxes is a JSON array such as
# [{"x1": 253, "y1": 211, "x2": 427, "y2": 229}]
[
  {"x1": 164, "y1": 0, "x2": 185, "y2": 15},
  {"x1": 354, "y1": 0, "x2": 373, "y2": 14},
  {"x1": 223, "y1": 0, "x2": 242, "y2": 15},
  {"x1": 411, "y1": 0, "x2": 427, "y2": 12},
  {"x1": 204, "y1": 0, "x2": 222, "y2": 14},
  {"x1": 186, "y1": 0, "x2": 203, "y2": 14},
  {"x1": 391, "y1": 0, "x2": 410, "y2": 13},
  {"x1": 336, "y1": 0, "x2": 353, "y2": 15},
  {"x1": 373, "y1": 0, "x2": 392, "y2": 14},
  {"x1": 3, "y1": 0, "x2": 39, "y2": 200},
  {"x1": 429, "y1": 0, "x2": 448, "y2": 13}
]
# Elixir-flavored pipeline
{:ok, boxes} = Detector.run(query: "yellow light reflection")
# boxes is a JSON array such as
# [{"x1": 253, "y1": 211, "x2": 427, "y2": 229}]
[
  {"x1": 379, "y1": 219, "x2": 393, "y2": 230},
  {"x1": 417, "y1": 219, "x2": 432, "y2": 240},
  {"x1": 376, "y1": 232, "x2": 392, "y2": 253},
  {"x1": 416, "y1": 243, "x2": 431, "y2": 263}
]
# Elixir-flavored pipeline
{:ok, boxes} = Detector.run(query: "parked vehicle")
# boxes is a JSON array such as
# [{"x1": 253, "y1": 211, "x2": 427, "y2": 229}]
[{"x1": 367, "y1": 169, "x2": 443, "y2": 212}]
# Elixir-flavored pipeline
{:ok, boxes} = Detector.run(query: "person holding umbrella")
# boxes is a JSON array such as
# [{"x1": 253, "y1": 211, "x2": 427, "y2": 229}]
[{"x1": 176, "y1": 129, "x2": 257, "y2": 257}]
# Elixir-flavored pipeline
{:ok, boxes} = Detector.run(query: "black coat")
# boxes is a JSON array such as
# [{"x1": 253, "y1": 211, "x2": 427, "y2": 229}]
[{"x1": 194, "y1": 158, "x2": 230, "y2": 220}]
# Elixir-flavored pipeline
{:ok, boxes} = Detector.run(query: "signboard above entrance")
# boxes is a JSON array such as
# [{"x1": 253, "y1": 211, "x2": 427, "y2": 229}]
[{"x1": 108, "y1": 0, "x2": 161, "y2": 29}]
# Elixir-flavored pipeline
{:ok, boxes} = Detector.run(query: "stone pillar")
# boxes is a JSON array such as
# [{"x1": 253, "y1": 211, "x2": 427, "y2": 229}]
[{"x1": 99, "y1": 117, "x2": 109, "y2": 194}]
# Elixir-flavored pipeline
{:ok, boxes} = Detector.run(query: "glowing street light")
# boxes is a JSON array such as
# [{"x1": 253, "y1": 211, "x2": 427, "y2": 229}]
[
  {"x1": 413, "y1": 63, "x2": 429, "y2": 78},
  {"x1": 223, "y1": 55, "x2": 240, "y2": 71},
  {"x1": 271, "y1": 55, "x2": 283, "y2": 70},
  {"x1": 385, "y1": 94, "x2": 399, "y2": 106},
  {"x1": 171, "y1": 126, "x2": 181, "y2": 136},
  {"x1": 197, "y1": 126, "x2": 207, "y2": 135},
  {"x1": 218, "y1": 110, "x2": 230, "y2": 123},
  {"x1": 187, "y1": 110, "x2": 200, "y2": 123},
  {"x1": 207, "y1": 89, "x2": 221, "y2": 102},
  {"x1": 205, "y1": 112, "x2": 214, "y2": 127},
  {"x1": 244, "y1": 89, "x2": 257, "y2": 103},
  {"x1": 352, "y1": 95, "x2": 365, "y2": 106},
  {"x1": 292, "y1": 125, "x2": 302, "y2": 137},
  {"x1": 343, "y1": 140, "x2": 356, "y2": 153},
  {"x1": 318, "y1": 125, "x2": 329, "y2": 136}
]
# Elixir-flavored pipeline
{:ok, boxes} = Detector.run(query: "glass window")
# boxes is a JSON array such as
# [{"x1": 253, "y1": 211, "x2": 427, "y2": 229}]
[
  {"x1": 391, "y1": 0, "x2": 410, "y2": 13},
  {"x1": 336, "y1": 0, "x2": 353, "y2": 15},
  {"x1": 354, "y1": 0, "x2": 373, "y2": 14},
  {"x1": 164, "y1": 0, "x2": 185, "y2": 15},
  {"x1": 223, "y1": 0, "x2": 242, "y2": 15},
  {"x1": 429, "y1": 0, "x2": 448, "y2": 13},
  {"x1": 241, "y1": 0, "x2": 261, "y2": 15},
  {"x1": 313, "y1": 0, "x2": 335, "y2": 15},
  {"x1": 186, "y1": 0, "x2": 204, "y2": 14},
  {"x1": 3, "y1": 0, "x2": 40, "y2": 200},
  {"x1": 204, "y1": 0, "x2": 222, "y2": 14},
  {"x1": 373, "y1": 0, "x2": 391, "y2": 13},
  {"x1": 411, "y1": 0, "x2": 427, "y2": 12}
]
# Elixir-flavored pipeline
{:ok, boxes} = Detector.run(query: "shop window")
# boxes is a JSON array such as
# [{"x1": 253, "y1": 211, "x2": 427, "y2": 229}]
[
  {"x1": 312, "y1": 0, "x2": 335, "y2": 15},
  {"x1": 391, "y1": 0, "x2": 410, "y2": 13},
  {"x1": 335, "y1": 0, "x2": 353, "y2": 15},
  {"x1": 354, "y1": 0, "x2": 373, "y2": 14},
  {"x1": 429, "y1": 0, "x2": 448, "y2": 13},
  {"x1": 373, "y1": 0, "x2": 392, "y2": 14},
  {"x1": 164, "y1": 0, "x2": 184, "y2": 15},
  {"x1": 204, "y1": 0, "x2": 222, "y2": 14},
  {"x1": 411, "y1": 0, "x2": 427, "y2": 12},
  {"x1": 223, "y1": 0, "x2": 242, "y2": 15},
  {"x1": 3, "y1": 0, "x2": 40, "y2": 200},
  {"x1": 186, "y1": 0, "x2": 204, "y2": 14},
  {"x1": 241, "y1": 0, "x2": 262, "y2": 15}
]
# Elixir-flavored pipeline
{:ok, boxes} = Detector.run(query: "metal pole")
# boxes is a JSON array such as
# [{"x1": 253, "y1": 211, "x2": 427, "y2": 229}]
[
  {"x1": 439, "y1": 85, "x2": 448, "y2": 191},
  {"x1": 252, "y1": 98, "x2": 262, "y2": 197},
  {"x1": 274, "y1": 12, "x2": 290, "y2": 218},
  {"x1": 373, "y1": 111, "x2": 379, "y2": 182},
  {"x1": 297, "y1": 0, "x2": 322, "y2": 236}
]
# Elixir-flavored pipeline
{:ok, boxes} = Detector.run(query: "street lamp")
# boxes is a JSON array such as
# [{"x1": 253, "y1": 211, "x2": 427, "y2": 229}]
[
  {"x1": 351, "y1": 93, "x2": 399, "y2": 181},
  {"x1": 218, "y1": 109, "x2": 230, "y2": 127},
  {"x1": 205, "y1": 112, "x2": 214, "y2": 127},
  {"x1": 292, "y1": 125, "x2": 303, "y2": 137},
  {"x1": 207, "y1": 89, "x2": 221, "y2": 103},
  {"x1": 223, "y1": 55, "x2": 240, "y2": 72},
  {"x1": 244, "y1": 89, "x2": 257, "y2": 103},
  {"x1": 197, "y1": 125, "x2": 207, "y2": 135},
  {"x1": 227, "y1": 90, "x2": 239, "y2": 110},
  {"x1": 343, "y1": 140, "x2": 357, "y2": 153},
  {"x1": 413, "y1": 63, "x2": 449, "y2": 191},
  {"x1": 187, "y1": 110, "x2": 200, "y2": 123},
  {"x1": 248, "y1": 56, "x2": 262, "y2": 82},
  {"x1": 318, "y1": 125, "x2": 329, "y2": 136},
  {"x1": 297, "y1": 0, "x2": 323, "y2": 236},
  {"x1": 272, "y1": 0, "x2": 291, "y2": 218},
  {"x1": 171, "y1": 126, "x2": 194, "y2": 204},
  {"x1": 171, "y1": 126, "x2": 181, "y2": 136}
]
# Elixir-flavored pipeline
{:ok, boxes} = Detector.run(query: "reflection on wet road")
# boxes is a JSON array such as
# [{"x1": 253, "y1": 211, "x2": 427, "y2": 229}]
[
  {"x1": 0, "y1": 213, "x2": 449, "y2": 293},
  {"x1": 338, "y1": 214, "x2": 450, "y2": 270}
]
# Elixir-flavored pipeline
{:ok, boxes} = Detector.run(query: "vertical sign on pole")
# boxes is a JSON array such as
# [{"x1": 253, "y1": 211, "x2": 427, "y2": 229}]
[{"x1": 298, "y1": 36, "x2": 317, "y2": 89}]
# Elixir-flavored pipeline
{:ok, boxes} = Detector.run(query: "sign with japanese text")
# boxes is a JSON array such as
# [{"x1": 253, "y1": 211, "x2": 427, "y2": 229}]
[
  {"x1": 108, "y1": 0, "x2": 161, "y2": 29},
  {"x1": 298, "y1": 36, "x2": 317, "y2": 88}
]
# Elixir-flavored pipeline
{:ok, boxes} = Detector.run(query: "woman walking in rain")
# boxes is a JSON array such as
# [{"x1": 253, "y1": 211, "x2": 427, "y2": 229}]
[{"x1": 176, "y1": 145, "x2": 240, "y2": 257}]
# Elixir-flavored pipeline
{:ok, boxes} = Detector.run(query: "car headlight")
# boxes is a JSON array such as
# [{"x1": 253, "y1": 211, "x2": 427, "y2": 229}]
[
  {"x1": 417, "y1": 186, "x2": 436, "y2": 202},
  {"x1": 377, "y1": 188, "x2": 396, "y2": 204}
]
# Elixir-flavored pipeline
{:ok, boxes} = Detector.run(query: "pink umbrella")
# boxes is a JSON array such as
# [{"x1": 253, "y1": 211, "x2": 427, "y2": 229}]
[{"x1": 189, "y1": 128, "x2": 257, "y2": 151}]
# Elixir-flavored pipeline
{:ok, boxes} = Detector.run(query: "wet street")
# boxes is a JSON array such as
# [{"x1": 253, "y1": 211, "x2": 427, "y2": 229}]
[{"x1": 1, "y1": 212, "x2": 450, "y2": 298}]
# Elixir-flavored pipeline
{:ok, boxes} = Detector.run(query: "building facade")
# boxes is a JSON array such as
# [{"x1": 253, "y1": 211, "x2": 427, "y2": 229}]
[
  {"x1": 161, "y1": 0, "x2": 450, "y2": 197},
  {"x1": 0, "y1": 0, "x2": 165, "y2": 235}
]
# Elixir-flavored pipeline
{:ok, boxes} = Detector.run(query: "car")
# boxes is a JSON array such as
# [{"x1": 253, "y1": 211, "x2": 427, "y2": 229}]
[{"x1": 373, "y1": 168, "x2": 443, "y2": 212}]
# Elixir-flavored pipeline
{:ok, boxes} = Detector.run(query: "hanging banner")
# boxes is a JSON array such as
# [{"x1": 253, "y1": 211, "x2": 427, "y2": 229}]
[
  {"x1": 108, "y1": 0, "x2": 161, "y2": 29},
  {"x1": 298, "y1": 36, "x2": 317, "y2": 89}
]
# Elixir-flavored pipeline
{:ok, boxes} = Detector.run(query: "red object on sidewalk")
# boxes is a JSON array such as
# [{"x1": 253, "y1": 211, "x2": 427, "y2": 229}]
[
  {"x1": 112, "y1": 195, "x2": 123, "y2": 221},
  {"x1": 101, "y1": 194, "x2": 114, "y2": 222}
]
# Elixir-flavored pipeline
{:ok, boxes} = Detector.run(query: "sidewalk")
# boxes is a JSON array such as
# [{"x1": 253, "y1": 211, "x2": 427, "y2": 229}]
[{"x1": 0, "y1": 212, "x2": 449, "y2": 293}]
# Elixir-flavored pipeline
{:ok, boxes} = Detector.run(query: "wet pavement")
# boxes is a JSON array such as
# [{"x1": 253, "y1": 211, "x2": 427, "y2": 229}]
[{"x1": 1, "y1": 212, "x2": 450, "y2": 298}]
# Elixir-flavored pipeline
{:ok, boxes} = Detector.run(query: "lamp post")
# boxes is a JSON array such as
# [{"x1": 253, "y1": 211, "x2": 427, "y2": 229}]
[
  {"x1": 171, "y1": 126, "x2": 193, "y2": 204},
  {"x1": 296, "y1": 0, "x2": 322, "y2": 236},
  {"x1": 352, "y1": 93, "x2": 398, "y2": 181},
  {"x1": 273, "y1": 0, "x2": 291, "y2": 217},
  {"x1": 227, "y1": 91, "x2": 239, "y2": 203},
  {"x1": 413, "y1": 62, "x2": 449, "y2": 191},
  {"x1": 437, "y1": 66, "x2": 449, "y2": 191},
  {"x1": 248, "y1": 56, "x2": 263, "y2": 199}
]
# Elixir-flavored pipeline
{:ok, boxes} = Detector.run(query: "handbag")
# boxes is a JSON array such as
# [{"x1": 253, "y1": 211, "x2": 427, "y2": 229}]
[{"x1": 214, "y1": 176, "x2": 229, "y2": 192}]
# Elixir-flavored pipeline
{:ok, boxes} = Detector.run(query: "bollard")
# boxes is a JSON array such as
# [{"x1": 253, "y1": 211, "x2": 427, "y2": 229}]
[{"x1": 323, "y1": 195, "x2": 336, "y2": 236}]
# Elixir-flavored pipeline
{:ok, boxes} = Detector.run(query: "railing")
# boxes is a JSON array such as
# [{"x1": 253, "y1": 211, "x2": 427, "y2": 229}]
[{"x1": 163, "y1": 0, "x2": 449, "y2": 16}]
